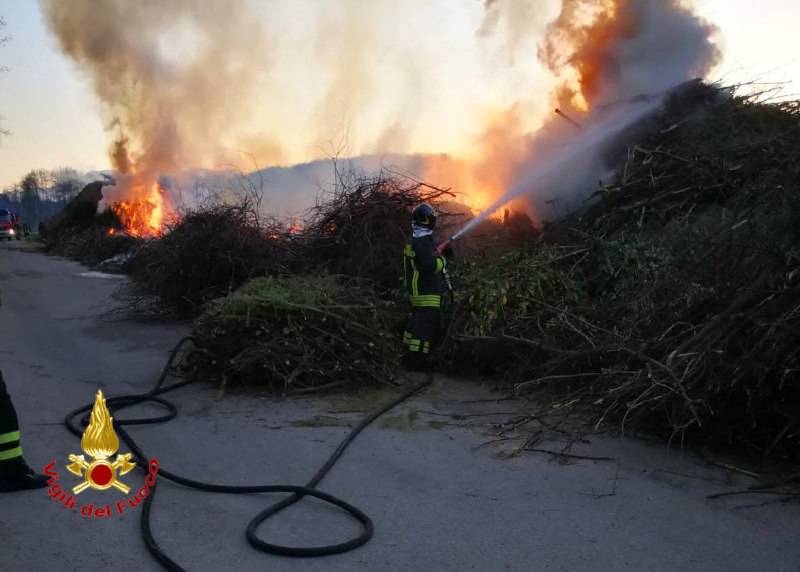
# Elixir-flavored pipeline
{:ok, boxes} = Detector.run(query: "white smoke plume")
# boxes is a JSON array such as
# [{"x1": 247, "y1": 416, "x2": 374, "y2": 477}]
[
  {"x1": 455, "y1": 0, "x2": 722, "y2": 234},
  {"x1": 37, "y1": 0, "x2": 721, "y2": 230}
]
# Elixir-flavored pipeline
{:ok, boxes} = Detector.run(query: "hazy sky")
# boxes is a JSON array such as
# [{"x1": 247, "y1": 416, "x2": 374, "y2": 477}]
[{"x1": 0, "y1": 0, "x2": 798, "y2": 189}]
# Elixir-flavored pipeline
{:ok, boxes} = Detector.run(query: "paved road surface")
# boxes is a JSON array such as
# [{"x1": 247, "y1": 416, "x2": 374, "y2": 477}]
[{"x1": 1, "y1": 241, "x2": 798, "y2": 571}]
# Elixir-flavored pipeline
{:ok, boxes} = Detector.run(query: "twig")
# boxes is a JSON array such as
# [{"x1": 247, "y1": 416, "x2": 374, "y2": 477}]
[
  {"x1": 709, "y1": 461, "x2": 761, "y2": 480},
  {"x1": 523, "y1": 447, "x2": 615, "y2": 462}
]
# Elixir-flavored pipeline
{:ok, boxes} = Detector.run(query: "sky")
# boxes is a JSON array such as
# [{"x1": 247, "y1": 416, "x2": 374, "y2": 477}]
[{"x1": 0, "y1": 0, "x2": 798, "y2": 190}]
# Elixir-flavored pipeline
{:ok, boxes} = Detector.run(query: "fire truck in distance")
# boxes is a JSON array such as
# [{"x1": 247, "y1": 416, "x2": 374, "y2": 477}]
[{"x1": 0, "y1": 209, "x2": 23, "y2": 241}]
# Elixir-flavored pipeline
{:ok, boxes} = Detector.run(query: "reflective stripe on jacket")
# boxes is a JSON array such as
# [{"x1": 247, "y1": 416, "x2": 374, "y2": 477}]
[{"x1": 403, "y1": 235, "x2": 446, "y2": 308}]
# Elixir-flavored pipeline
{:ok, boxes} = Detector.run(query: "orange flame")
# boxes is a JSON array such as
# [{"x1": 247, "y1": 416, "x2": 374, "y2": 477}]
[
  {"x1": 540, "y1": 0, "x2": 718, "y2": 111},
  {"x1": 112, "y1": 181, "x2": 169, "y2": 238},
  {"x1": 421, "y1": 107, "x2": 529, "y2": 213}
]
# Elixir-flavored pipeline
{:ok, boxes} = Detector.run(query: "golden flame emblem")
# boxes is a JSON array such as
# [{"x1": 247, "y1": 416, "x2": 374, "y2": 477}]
[{"x1": 66, "y1": 390, "x2": 136, "y2": 494}]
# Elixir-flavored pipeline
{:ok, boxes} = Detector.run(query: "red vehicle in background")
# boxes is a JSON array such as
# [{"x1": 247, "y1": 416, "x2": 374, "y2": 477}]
[{"x1": 0, "y1": 209, "x2": 22, "y2": 241}]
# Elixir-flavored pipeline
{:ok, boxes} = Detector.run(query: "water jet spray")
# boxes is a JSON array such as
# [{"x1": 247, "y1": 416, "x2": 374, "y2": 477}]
[{"x1": 434, "y1": 86, "x2": 692, "y2": 256}]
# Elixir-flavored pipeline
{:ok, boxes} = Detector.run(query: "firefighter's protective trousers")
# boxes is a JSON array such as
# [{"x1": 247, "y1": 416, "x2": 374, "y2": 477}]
[{"x1": 402, "y1": 234, "x2": 446, "y2": 368}]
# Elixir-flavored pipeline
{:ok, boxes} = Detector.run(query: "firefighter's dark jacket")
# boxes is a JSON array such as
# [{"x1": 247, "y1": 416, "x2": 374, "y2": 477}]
[{"x1": 403, "y1": 235, "x2": 446, "y2": 308}]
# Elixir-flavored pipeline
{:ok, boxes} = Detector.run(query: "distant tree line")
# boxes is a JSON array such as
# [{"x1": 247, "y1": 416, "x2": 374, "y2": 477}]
[
  {"x1": 1, "y1": 17, "x2": 84, "y2": 228},
  {"x1": 0, "y1": 168, "x2": 83, "y2": 228}
]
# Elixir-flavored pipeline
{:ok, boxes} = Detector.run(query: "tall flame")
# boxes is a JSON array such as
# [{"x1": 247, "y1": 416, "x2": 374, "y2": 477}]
[
  {"x1": 111, "y1": 181, "x2": 169, "y2": 237},
  {"x1": 81, "y1": 390, "x2": 120, "y2": 460}
]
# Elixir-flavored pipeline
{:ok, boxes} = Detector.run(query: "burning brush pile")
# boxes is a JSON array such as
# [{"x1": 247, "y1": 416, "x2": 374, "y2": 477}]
[
  {"x1": 186, "y1": 175, "x2": 457, "y2": 391},
  {"x1": 448, "y1": 85, "x2": 800, "y2": 461},
  {"x1": 41, "y1": 81, "x2": 800, "y2": 461},
  {"x1": 41, "y1": 171, "x2": 439, "y2": 392},
  {"x1": 40, "y1": 174, "x2": 175, "y2": 264},
  {"x1": 105, "y1": 173, "x2": 451, "y2": 392},
  {"x1": 121, "y1": 173, "x2": 456, "y2": 315},
  {"x1": 40, "y1": 181, "x2": 137, "y2": 265}
]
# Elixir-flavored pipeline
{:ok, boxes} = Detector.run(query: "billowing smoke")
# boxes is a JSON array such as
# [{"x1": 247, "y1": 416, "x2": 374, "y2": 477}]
[
  {"x1": 37, "y1": 0, "x2": 279, "y2": 232},
  {"x1": 38, "y1": 0, "x2": 274, "y2": 175},
  {"x1": 540, "y1": 0, "x2": 721, "y2": 109},
  {"x1": 454, "y1": 0, "x2": 721, "y2": 235},
  {"x1": 37, "y1": 0, "x2": 721, "y2": 234},
  {"x1": 39, "y1": 0, "x2": 527, "y2": 228}
]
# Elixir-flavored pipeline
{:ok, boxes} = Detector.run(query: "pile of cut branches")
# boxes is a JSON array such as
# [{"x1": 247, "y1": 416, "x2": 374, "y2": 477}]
[
  {"x1": 127, "y1": 172, "x2": 464, "y2": 389},
  {"x1": 40, "y1": 181, "x2": 106, "y2": 239},
  {"x1": 42, "y1": 181, "x2": 136, "y2": 265},
  {"x1": 448, "y1": 85, "x2": 800, "y2": 461},
  {"x1": 192, "y1": 274, "x2": 401, "y2": 393},
  {"x1": 126, "y1": 202, "x2": 293, "y2": 316},
  {"x1": 123, "y1": 172, "x2": 459, "y2": 315},
  {"x1": 302, "y1": 170, "x2": 456, "y2": 290},
  {"x1": 47, "y1": 226, "x2": 135, "y2": 266},
  {"x1": 587, "y1": 81, "x2": 799, "y2": 233}
]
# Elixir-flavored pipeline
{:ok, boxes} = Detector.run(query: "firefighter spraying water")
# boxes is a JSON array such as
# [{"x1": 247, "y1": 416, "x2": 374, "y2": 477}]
[{"x1": 402, "y1": 203, "x2": 454, "y2": 371}]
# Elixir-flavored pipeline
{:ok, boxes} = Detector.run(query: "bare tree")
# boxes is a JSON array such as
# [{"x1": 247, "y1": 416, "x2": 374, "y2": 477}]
[{"x1": 52, "y1": 168, "x2": 82, "y2": 205}]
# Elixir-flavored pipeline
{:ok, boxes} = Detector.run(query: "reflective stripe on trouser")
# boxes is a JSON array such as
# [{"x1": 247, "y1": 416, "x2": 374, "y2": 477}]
[
  {"x1": 403, "y1": 331, "x2": 429, "y2": 354},
  {"x1": 0, "y1": 430, "x2": 20, "y2": 444},
  {"x1": 0, "y1": 445, "x2": 23, "y2": 461},
  {"x1": 0, "y1": 369, "x2": 24, "y2": 462},
  {"x1": 403, "y1": 308, "x2": 440, "y2": 355},
  {"x1": 0, "y1": 430, "x2": 23, "y2": 462}
]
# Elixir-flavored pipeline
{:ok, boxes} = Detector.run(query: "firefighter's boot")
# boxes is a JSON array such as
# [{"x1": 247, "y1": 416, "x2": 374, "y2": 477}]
[{"x1": 0, "y1": 457, "x2": 49, "y2": 492}]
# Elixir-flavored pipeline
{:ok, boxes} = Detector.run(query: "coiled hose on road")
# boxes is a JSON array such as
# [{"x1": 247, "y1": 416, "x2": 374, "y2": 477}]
[{"x1": 64, "y1": 336, "x2": 432, "y2": 571}]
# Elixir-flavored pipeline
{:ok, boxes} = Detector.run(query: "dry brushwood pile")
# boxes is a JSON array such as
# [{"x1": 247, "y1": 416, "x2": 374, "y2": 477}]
[
  {"x1": 122, "y1": 173, "x2": 457, "y2": 316},
  {"x1": 448, "y1": 85, "x2": 800, "y2": 461},
  {"x1": 126, "y1": 203, "x2": 293, "y2": 316},
  {"x1": 46, "y1": 225, "x2": 135, "y2": 266},
  {"x1": 42, "y1": 181, "x2": 135, "y2": 265},
  {"x1": 183, "y1": 174, "x2": 453, "y2": 389},
  {"x1": 302, "y1": 171, "x2": 456, "y2": 290},
  {"x1": 192, "y1": 274, "x2": 401, "y2": 393}
]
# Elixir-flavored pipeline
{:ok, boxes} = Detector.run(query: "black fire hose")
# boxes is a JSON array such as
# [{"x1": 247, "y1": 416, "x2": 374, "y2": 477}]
[{"x1": 64, "y1": 336, "x2": 433, "y2": 571}]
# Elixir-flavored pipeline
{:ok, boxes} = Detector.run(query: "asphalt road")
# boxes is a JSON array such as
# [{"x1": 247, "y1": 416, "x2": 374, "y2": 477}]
[{"x1": 1, "y1": 240, "x2": 799, "y2": 572}]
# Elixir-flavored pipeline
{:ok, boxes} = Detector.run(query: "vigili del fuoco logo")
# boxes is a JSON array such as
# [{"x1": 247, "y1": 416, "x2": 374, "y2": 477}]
[{"x1": 42, "y1": 390, "x2": 160, "y2": 518}]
